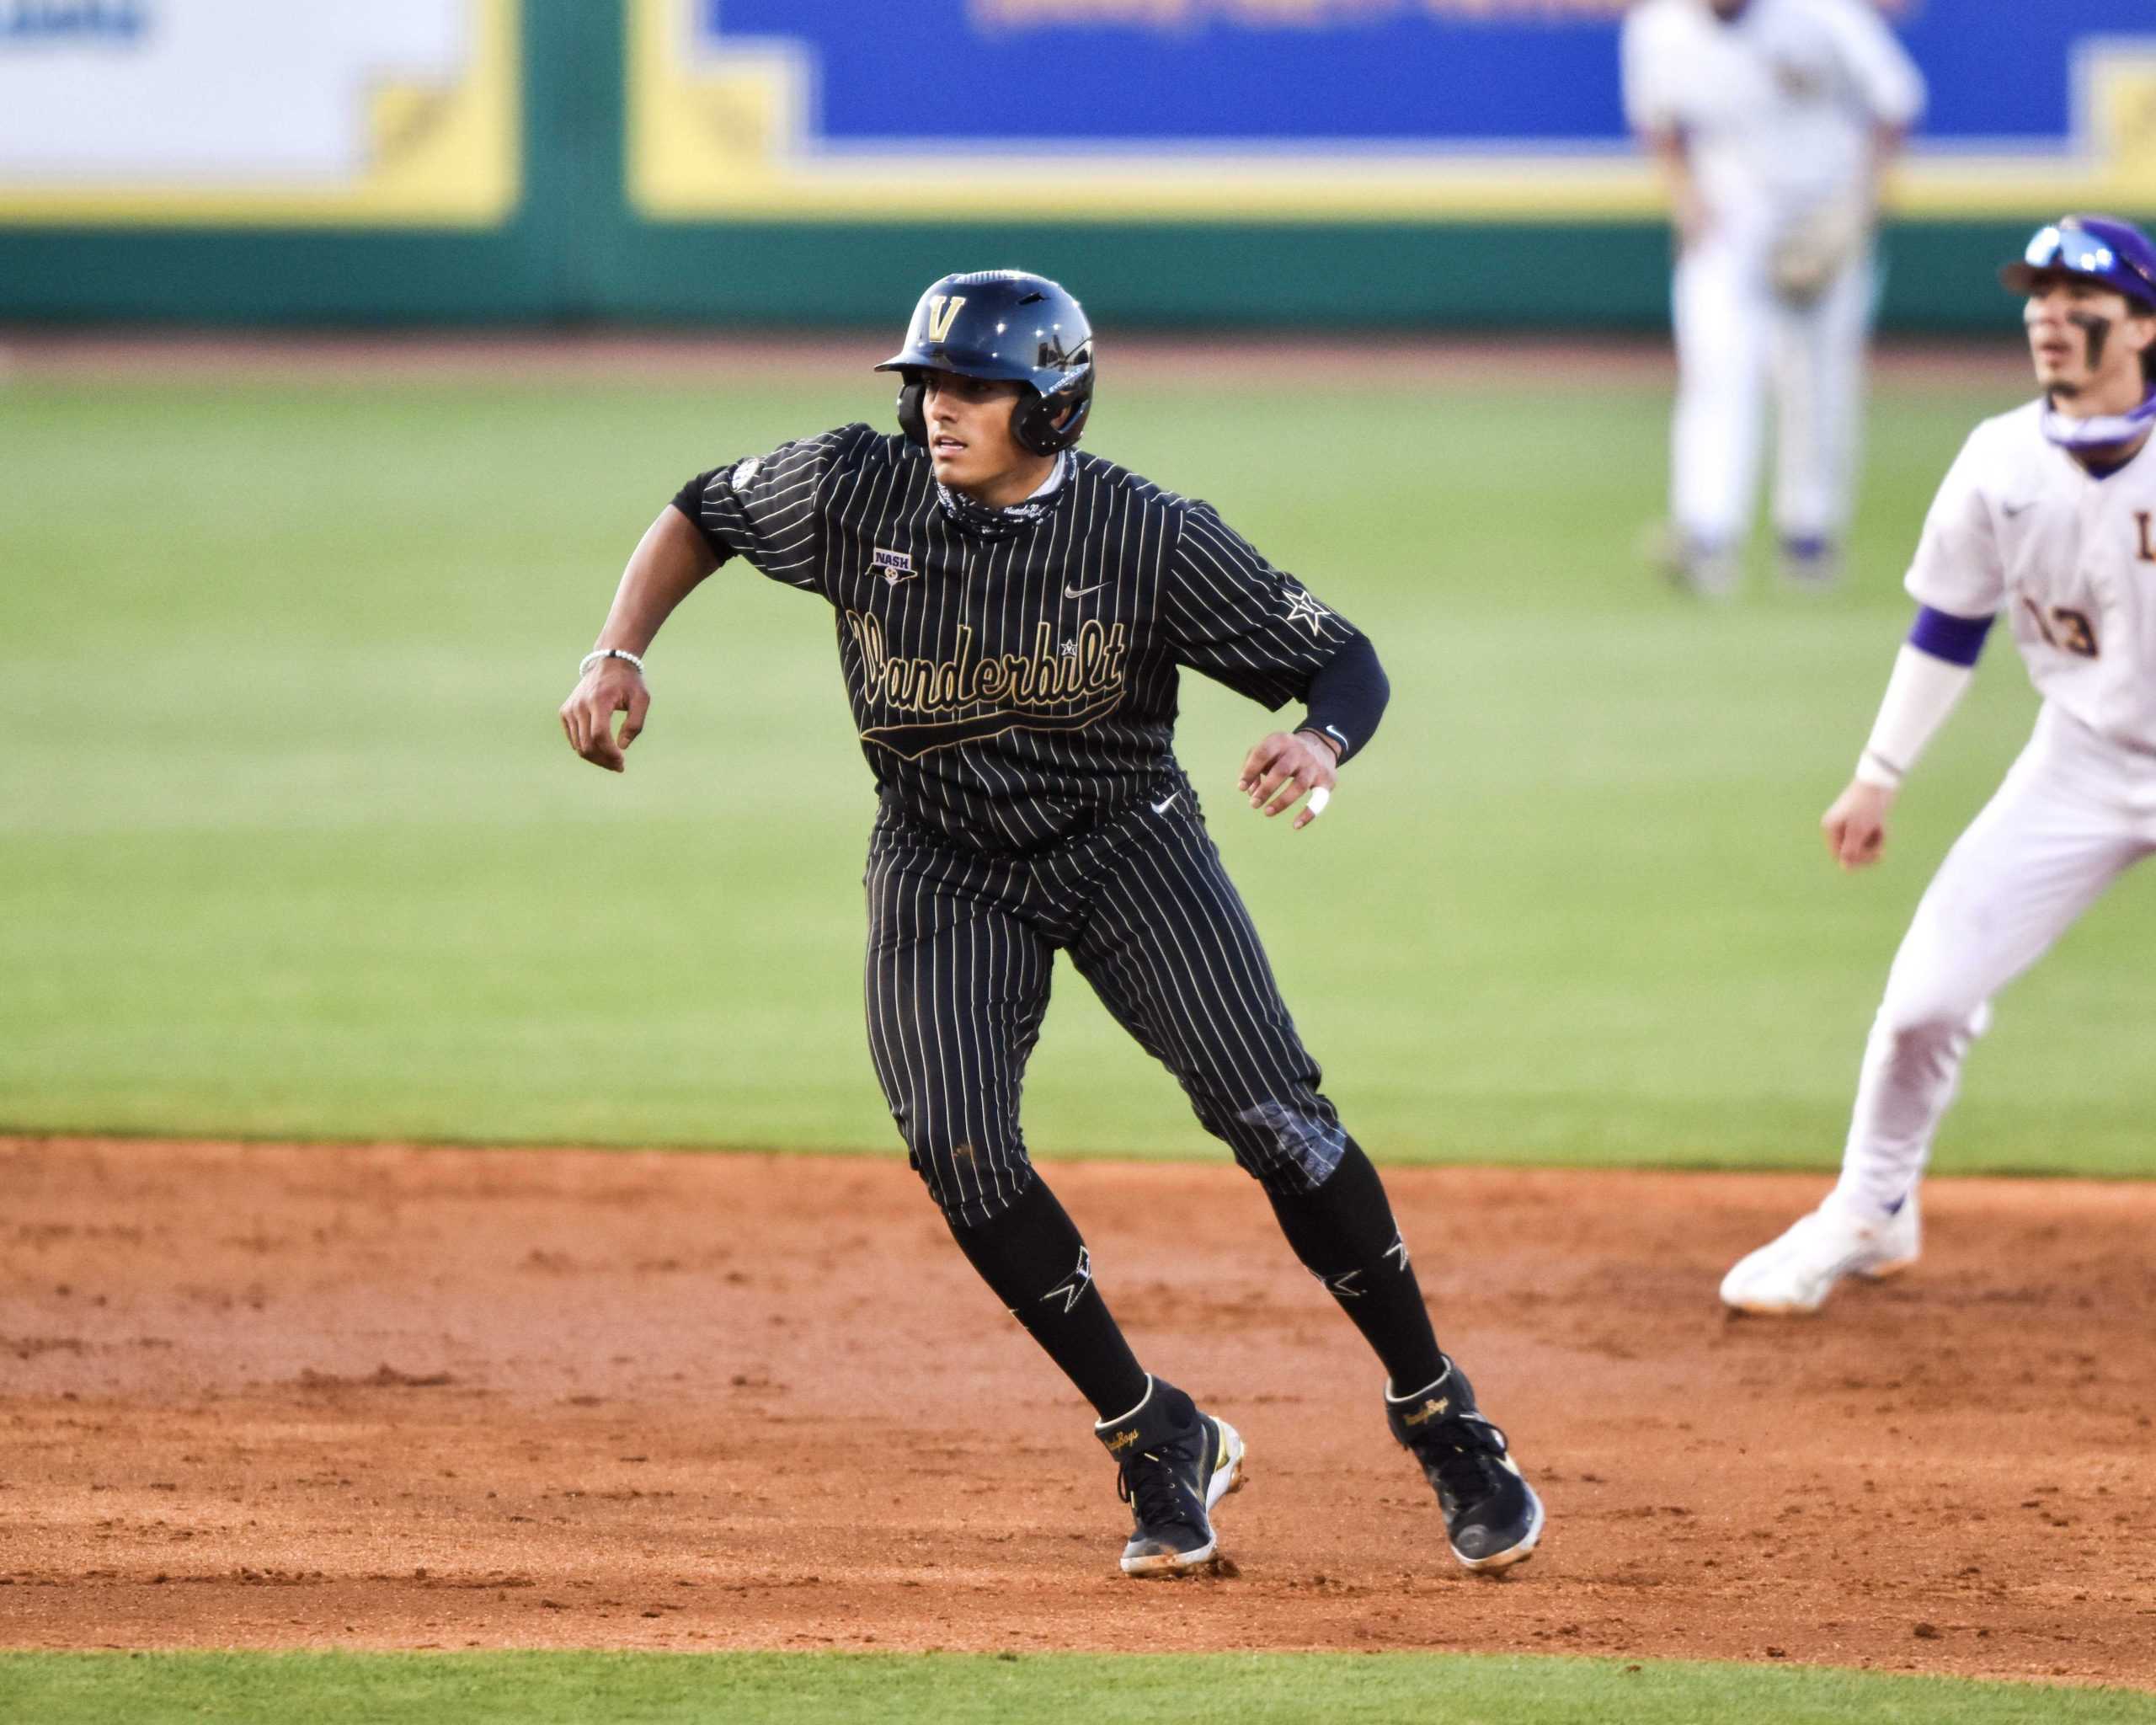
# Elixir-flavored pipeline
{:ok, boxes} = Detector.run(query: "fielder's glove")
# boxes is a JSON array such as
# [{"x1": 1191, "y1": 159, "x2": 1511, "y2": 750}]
[{"x1": 1769, "y1": 198, "x2": 1869, "y2": 304}]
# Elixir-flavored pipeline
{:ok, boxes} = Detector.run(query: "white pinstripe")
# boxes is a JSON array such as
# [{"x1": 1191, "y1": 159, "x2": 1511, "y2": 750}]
[
  {"x1": 864, "y1": 798, "x2": 1343, "y2": 1225},
  {"x1": 683, "y1": 422, "x2": 1360, "y2": 1221},
  {"x1": 679, "y1": 425, "x2": 1355, "y2": 854}
]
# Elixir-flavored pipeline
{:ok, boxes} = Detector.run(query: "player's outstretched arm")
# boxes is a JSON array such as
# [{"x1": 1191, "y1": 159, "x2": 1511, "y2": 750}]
[
  {"x1": 1820, "y1": 609, "x2": 1992, "y2": 871},
  {"x1": 559, "y1": 505, "x2": 721, "y2": 773}
]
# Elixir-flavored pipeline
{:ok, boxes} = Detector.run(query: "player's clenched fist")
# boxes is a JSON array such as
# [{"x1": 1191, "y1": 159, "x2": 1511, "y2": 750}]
[
  {"x1": 560, "y1": 661, "x2": 650, "y2": 773},
  {"x1": 1821, "y1": 777, "x2": 1895, "y2": 871},
  {"x1": 1239, "y1": 729, "x2": 1341, "y2": 831}
]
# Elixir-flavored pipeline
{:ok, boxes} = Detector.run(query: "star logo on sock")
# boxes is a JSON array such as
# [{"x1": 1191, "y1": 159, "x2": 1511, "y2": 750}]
[{"x1": 1041, "y1": 1247, "x2": 1093, "y2": 1315}]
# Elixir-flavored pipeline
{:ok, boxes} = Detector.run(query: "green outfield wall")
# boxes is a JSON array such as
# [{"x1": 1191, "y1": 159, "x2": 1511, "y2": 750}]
[{"x1": 0, "y1": 3, "x2": 2121, "y2": 333}]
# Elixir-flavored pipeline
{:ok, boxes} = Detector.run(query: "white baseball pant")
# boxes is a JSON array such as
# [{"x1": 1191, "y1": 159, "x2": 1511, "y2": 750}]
[
  {"x1": 1669, "y1": 231, "x2": 1876, "y2": 553},
  {"x1": 1833, "y1": 703, "x2": 2156, "y2": 1217}
]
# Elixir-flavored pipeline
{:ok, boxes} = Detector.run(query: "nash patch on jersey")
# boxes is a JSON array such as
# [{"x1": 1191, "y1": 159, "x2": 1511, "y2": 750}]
[{"x1": 871, "y1": 547, "x2": 917, "y2": 585}]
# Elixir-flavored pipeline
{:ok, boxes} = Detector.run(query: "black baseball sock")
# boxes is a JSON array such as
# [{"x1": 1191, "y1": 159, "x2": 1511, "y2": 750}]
[
  {"x1": 1266, "y1": 1139, "x2": 1445, "y2": 1393},
  {"x1": 943, "y1": 1172, "x2": 1150, "y2": 1420}
]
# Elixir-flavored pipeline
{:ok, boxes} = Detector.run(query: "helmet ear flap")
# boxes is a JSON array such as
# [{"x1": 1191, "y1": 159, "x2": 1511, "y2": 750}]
[
  {"x1": 1010, "y1": 385, "x2": 1092, "y2": 457},
  {"x1": 895, "y1": 378, "x2": 928, "y2": 447}
]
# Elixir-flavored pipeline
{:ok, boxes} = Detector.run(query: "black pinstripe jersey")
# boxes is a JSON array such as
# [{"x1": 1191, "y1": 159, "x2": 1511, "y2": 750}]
[{"x1": 674, "y1": 422, "x2": 1363, "y2": 852}]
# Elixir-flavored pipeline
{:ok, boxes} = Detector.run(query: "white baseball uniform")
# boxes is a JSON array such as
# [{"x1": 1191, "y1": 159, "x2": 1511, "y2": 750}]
[
  {"x1": 1832, "y1": 405, "x2": 2156, "y2": 1218},
  {"x1": 1622, "y1": 0, "x2": 1925, "y2": 558}
]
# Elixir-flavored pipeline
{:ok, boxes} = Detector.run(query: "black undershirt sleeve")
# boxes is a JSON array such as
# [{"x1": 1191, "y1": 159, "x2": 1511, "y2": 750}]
[{"x1": 1298, "y1": 633, "x2": 1389, "y2": 765}]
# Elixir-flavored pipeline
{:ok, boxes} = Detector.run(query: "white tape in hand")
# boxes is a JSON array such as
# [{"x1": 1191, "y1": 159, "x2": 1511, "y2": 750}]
[{"x1": 1305, "y1": 787, "x2": 1331, "y2": 817}]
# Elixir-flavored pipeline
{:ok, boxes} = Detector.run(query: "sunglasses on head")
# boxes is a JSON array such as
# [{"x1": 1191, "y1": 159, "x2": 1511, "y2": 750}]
[{"x1": 2024, "y1": 225, "x2": 2156, "y2": 296}]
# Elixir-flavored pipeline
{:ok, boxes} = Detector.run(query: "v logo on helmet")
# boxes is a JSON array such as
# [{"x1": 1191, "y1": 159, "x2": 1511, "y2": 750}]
[{"x1": 926, "y1": 295, "x2": 967, "y2": 343}]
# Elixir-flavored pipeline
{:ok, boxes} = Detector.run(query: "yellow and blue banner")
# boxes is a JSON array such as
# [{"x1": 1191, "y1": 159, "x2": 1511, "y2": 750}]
[
  {"x1": 629, "y1": 0, "x2": 2156, "y2": 222},
  {"x1": 0, "y1": 0, "x2": 520, "y2": 227}
]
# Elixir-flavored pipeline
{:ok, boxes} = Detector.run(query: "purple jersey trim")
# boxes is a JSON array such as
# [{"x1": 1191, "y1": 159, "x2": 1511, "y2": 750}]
[{"x1": 1908, "y1": 605, "x2": 1994, "y2": 667}]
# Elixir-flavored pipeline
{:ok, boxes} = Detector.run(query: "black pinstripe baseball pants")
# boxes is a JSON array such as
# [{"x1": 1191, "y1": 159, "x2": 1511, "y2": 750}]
[{"x1": 864, "y1": 782, "x2": 1348, "y2": 1228}]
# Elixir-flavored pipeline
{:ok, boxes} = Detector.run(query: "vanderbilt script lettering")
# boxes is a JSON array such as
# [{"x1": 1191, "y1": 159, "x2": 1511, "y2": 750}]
[{"x1": 846, "y1": 612, "x2": 1129, "y2": 717}]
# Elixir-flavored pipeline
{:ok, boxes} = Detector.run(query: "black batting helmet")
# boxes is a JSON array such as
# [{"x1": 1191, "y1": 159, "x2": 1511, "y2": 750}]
[{"x1": 875, "y1": 270, "x2": 1095, "y2": 457}]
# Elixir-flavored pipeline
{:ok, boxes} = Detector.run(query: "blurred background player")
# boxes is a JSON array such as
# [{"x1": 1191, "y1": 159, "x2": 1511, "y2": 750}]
[
  {"x1": 1623, "y1": 0, "x2": 1924, "y2": 595},
  {"x1": 1722, "y1": 215, "x2": 2156, "y2": 1315}
]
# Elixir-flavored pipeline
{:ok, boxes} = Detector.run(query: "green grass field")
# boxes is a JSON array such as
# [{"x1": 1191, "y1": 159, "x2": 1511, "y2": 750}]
[
  {"x1": 6, "y1": 1651, "x2": 2155, "y2": 1725},
  {"x1": 6, "y1": 363, "x2": 2147, "y2": 1170},
  {"x1": 5, "y1": 358, "x2": 2153, "y2": 1716}
]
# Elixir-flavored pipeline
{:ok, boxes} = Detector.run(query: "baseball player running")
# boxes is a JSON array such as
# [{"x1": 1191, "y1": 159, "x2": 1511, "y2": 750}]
[
  {"x1": 558, "y1": 272, "x2": 1543, "y2": 1574},
  {"x1": 1623, "y1": 0, "x2": 1924, "y2": 594},
  {"x1": 1722, "y1": 216, "x2": 2156, "y2": 1315}
]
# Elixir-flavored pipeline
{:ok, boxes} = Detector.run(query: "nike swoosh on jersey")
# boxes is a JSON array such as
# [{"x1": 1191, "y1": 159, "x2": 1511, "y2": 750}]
[{"x1": 1064, "y1": 581, "x2": 1107, "y2": 597}]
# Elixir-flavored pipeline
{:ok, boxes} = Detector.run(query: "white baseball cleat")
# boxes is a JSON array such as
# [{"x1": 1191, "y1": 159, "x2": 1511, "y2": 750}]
[{"x1": 1720, "y1": 1194, "x2": 1921, "y2": 1316}]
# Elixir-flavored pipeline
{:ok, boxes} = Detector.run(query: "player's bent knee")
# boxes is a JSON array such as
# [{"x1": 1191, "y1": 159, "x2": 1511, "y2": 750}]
[
  {"x1": 1203, "y1": 1097, "x2": 1348, "y2": 1197},
  {"x1": 903, "y1": 1139, "x2": 1033, "y2": 1226},
  {"x1": 1872, "y1": 1001, "x2": 1989, "y2": 1065}
]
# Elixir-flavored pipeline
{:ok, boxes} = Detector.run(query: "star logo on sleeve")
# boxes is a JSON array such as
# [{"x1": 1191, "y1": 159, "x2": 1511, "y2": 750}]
[{"x1": 1283, "y1": 589, "x2": 1333, "y2": 638}]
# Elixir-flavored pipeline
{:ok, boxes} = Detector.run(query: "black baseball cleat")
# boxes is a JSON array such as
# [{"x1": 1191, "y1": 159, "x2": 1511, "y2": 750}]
[
  {"x1": 1386, "y1": 1359, "x2": 1545, "y2": 1573},
  {"x1": 1094, "y1": 1375, "x2": 1245, "y2": 1577}
]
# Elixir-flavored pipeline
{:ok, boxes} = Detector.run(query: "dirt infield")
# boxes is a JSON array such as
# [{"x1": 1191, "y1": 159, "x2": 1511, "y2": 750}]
[{"x1": 2, "y1": 1137, "x2": 2152, "y2": 1687}]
